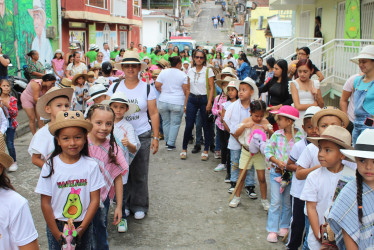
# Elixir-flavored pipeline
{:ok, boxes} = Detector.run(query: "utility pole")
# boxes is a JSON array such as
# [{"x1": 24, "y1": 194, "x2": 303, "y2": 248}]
[{"x1": 147, "y1": 0, "x2": 150, "y2": 10}]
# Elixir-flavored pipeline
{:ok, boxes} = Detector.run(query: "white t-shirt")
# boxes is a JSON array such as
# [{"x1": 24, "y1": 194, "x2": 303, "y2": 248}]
[
  {"x1": 156, "y1": 68, "x2": 188, "y2": 106},
  {"x1": 296, "y1": 143, "x2": 320, "y2": 170},
  {"x1": 187, "y1": 67, "x2": 214, "y2": 95},
  {"x1": 28, "y1": 124, "x2": 55, "y2": 160},
  {"x1": 106, "y1": 80, "x2": 157, "y2": 135},
  {"x1": 342, "y1": 74, "x2": 359, "y2": 122},
  {"x1": 213, "y1": 18, "x2": 218, "y2": 25},
  {"x1": 35, "y1": 155, "x2": 105, "y2": 222},
  {"x1": 289, "y1": 139, "x2": 309, "y2": 198},
  {"x1": 0, "y1": 188, "x2": 38, "y2": 250},
  {"x1": 101, "y1": 49, "x2": 110, "y2": 62}
]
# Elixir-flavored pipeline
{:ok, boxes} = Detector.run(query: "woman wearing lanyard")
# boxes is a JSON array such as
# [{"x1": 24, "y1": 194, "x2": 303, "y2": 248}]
[
  {"x1": 350, "y1": 45, "x2": 374, "y2": 144},
  {"x1": 180, "y1": 50, "x2": 215, "y2": 161}
]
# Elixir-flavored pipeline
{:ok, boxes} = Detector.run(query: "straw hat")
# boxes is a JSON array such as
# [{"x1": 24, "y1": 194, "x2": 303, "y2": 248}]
[
  {"x1": 341, "y1": 129, "x2": 374, "y2": 161},
  {"x1": 157, "y1": 58, "x2": 170, "y2": 69},
  {"x1": 58, "y1": 78, "x2": 73, "y2": 88},
  {"x1": 114, "y1": 51, "x2": 147, "y2": 71},
  {"x1": 69, "y1": 43, "x2": 79, "y2": 50},
  {"x1": 72, "y1": 73, "x2": 88, "y2": 85},
  {"x1": 217, "y1": 67, "x2": 237, "y2": 80},
  {"x1": 87, "y1": 71, "x2": 95, "y2": 78},
  {"x1": 308, "y1": 125, "x2": 353, "y2": 152},
  {"x1": 216, "y1": 76, "x2": 236, "y2": 90},
  {"x1": 87, "y1": 84, "x2": 107, "y2": 103},
  {"x1": 241, "y1": 77, "x2": 259, "y2": 101},
  {"x1": 270, "y1": 105, "x2": 299, "y2": 121},
  {"x1": 311, "y1": 106, "x2": 349, "y2": 128},
  {"x1": 36, "y1": 87, "x2": 74, "y2": 119},
  {"x1": 224, "y1": 80, "x2": 240, "y2": 94},
  {"x1": 109, "y1": 92, "x2": 139, "y2": 116},
  {"x1": 91, "y1": 63, "x2": 102, "y2": 70},
  {"x1": 49, "y1": 111, "x2": 92, "y2": 136},
  {"x1": 350, "y1": 45, "x2": 374, "y2": 64},
  {"x1": 54, "y1": 49, "x2": 64, "y2": 57},
  {"x1": 0, "y1": 152, "x2": 14, "y2": 169},
  {"x1": 27, "y1": 0, "x2": 46, "y2": 27}
]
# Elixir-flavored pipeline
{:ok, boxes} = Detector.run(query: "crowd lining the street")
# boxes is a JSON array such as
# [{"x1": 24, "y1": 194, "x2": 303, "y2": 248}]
[{"x1": 0, "y1": 39, "x2": 373, "y2": 250}]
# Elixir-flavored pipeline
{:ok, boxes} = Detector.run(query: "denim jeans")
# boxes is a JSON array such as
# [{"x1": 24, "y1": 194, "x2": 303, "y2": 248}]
[
  {"x1": 158, "y1": 101, "x2": 184, "y2": 147},
  {"x1": 182, "y1": 94, "x2": 212, "y2": 151},
  {"x1": 5, "y1": 119, "x2": 16, "y2": 161},
  {"x1": 229, "y1": 149, "x2": 255, "y2": 186},
  {"x1": 195, "y1": 112, "x2": 203, "y2": 145},
  {"x1": 303, "y1": 216, "x2": 310, "y2": 250},
  {"x1": 159, "y1": 113, "x2": 163, "y2": 135},
  {"x1": 266, "y1": 172, "x2": 292, "y2": 232},
  {"x1": 46, "y1": 221, "x2": 93, "y2": 250},
  {"x1": 92, "y1": 197, "x2": 110, "y2": 250}
]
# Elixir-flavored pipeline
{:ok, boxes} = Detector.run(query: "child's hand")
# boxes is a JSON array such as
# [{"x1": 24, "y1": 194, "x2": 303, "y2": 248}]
[
  {"x1": 276, "y1": 160, "x2": 286, "y2": 170},
  {"x1": 54, "y1": 231, "x2": 64, "y2": 242},
  {"x1": 121, "y1": 134, "x2": 129, "y2": 147},
  {"x1": 113, "y1": 207, "x2": 122, "y2": 225}
]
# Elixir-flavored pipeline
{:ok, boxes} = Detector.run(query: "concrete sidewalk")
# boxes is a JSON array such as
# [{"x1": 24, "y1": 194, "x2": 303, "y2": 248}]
[{"x1": 15, "y1": 109, "x2": 31, "y2": 138}]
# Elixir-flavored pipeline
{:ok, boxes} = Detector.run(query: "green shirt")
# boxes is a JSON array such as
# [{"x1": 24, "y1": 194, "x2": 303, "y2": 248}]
[
  {"x1": 139, "y1": 52, "x2": 151, "y2": 60},
  {"x1": 162, "y1": 54, "x2": 170, "y2": 61},
  {"x1": 182, "y1": 57, "x2": 190, "y2": 63},
  {"x1": 171, "y1": 52, "x2": 179, "y2": 57},
  {"x1": 233, "y1": 54, "x2": 239, "y2": 59},
  {"x1": 207, "y1": 54, "x2": 213, "y2": 61},
  {"x1": 0, "y1": 7, "x2": 17, "y2": 75},
  {"x1": 110, "y1": 50, "x2": 120, "y2": 60},
  {"x1": 85, "y1": 51, "x2": 97, "y2": 64},
  {"x1": 151, "y1": 54, "x2": 162, "y2": 65}
]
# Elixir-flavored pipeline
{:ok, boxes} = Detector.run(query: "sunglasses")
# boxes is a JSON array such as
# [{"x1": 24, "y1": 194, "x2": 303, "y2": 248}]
[
  {"x1": 195, "y1": 56, "x2": 205, "y2": 60},
  {"x1": 122, "y1": 64, "x2": 139, "y2": 69}
]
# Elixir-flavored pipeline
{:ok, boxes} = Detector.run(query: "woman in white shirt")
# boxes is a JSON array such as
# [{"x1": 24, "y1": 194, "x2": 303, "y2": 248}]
[
  {"x1": 212, "y1": 52, "x2": 224, "y2": 70},
  {"x1": 180, "y1": 50, "x2": 215, "y2": 160}
]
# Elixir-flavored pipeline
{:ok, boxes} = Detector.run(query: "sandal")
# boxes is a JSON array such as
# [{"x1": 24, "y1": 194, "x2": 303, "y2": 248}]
[
  {"x1": 180, "y1": 151, "x2": 187, "y2": 160},
  {"x1": 201, "y1": 152, "x2": 209, "y2": 161}
]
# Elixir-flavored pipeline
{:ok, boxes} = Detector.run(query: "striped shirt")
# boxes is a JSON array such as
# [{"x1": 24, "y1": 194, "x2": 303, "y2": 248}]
[
  {"x1": 88, "y1": 138, "x2": 128, "y2": 202},
  {"x1": 327, "y1": 180, "x2": 374, "y2": 250}
]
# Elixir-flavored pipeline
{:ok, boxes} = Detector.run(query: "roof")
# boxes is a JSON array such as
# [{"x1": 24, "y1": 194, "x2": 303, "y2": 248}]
[
  {"x1": 142, "y1": 9, "x2": 178, "y2": 19},
  {"x1": 266, "y1": 20, "x2": 292, "y2": 38}
]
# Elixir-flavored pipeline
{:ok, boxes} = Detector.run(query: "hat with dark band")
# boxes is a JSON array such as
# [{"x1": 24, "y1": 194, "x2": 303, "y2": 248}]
[{"x1": 114, "y1": 51, "x2": 147, "y2": 71}]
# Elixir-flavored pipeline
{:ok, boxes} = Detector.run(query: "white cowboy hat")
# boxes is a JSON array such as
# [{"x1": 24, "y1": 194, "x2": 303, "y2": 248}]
[
  {"x1": 216, "y1": 67, "x2": 237, "y2": 80},
  {"x1": 69, "y1": 43, "x2": 79, "y2": 50},
  {"x1": 304, "y1": 106, "x2": 322, "y2": 119},
  {"x1": 341, "y1": 129, "x2": 374, "y2": 161},
  {"x1": 27, "y1": 0, "x2": 46, "y2": 27},
  {"x1": 89, "y1": 44, "x2": 96, "y2": 50},
  {"x1": 241, "y1": 77, "x2": 259, "y2": 100},
  {"x1": 223, "y1": 79, "x2": 240, "y2": 94},
  {"x1": 94, "y1": 76, "x2": 110, "y2": 88},
  {"x1": 87, "y1": 84, "x2": 107, "y2": 103},
  {"x1": 54, "y1": 49, "x2": 64, "y2": 57},
  {"x1": 114, "y1": 51, "x2": 147, "y2": 71},
  {"x1": 109, "y1": 92, "x2": 139, "y2": 116},
  {"x1": 350, "y1": 45, "x2": 374, "y2": 64}
]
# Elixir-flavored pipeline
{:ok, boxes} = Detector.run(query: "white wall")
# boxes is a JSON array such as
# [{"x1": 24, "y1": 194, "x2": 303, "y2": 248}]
[{"x1": 142, "y1": 17, "x2": 176, "y2": 48}]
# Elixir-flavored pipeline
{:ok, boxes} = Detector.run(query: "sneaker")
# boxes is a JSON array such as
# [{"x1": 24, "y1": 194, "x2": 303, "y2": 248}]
[
  {"x1": 125, "y1": 209, "x2": 130, "y2": 217},
  {"x1": 261, "y1": 199, "x2": 270, "y2": 211},
  {"x1": 191, "y1": 145, "x2": 201, "y2": 154},
  {"x1": 8, "y1": 162, "x2": 18, "y2": 172},
  {"x1": 229, "y1": 196, "x2": 241, "y2": 207},
  {"x1": 134, "y1": 211, "x2": 145, "y2": 220},
  {"x1": 165, "y1": 143, "x2": 169, "y2": 148},
  {"x1": 167, "y1": 145, "x2": 176, "y2": 151},
  {"x1": 267, "y1": 232, "x2": 278, "y2": 243},
  {"x1": 214, "y1": 163, "x2": 226, "y2": 172},
  {"x1": 117, "y1": 218, "x2": 128, "y2": 233},
  {"x1": 214, "y1": 151, "x2": 221, "y2": 159},
  {"x1": 228, "y1": 182, "x2": 236, "y2": 193},
  {"x1": 245, "y1": 186, "x2": 258, "y2": 199},
  {"x1": 224, "y1": 174, "x2": 231, "y2": 183}
]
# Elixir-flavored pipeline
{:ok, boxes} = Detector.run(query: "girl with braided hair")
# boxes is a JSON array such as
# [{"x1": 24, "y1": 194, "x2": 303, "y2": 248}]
[{"x1": 327, "y1": 128, "x2": 374, "y2": 249}]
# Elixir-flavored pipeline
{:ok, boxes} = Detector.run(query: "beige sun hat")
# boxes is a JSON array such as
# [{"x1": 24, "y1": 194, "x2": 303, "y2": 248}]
[
  {"x1": 224, "y1": 80, "x2": 240, "y2": 94},
  {"x1": 49, "y1": 111, "x2": 93, "y2": 136},
  {"x1": 114, "y1": 51, "x2": 147, "y2": 71},
  {"x1": 58, "y1": 78, "x2": 73, "y2": 88},
  {"x1": 72, "y1": 73, "x2": 88, "y2": 85},
  {"x1": 216, "y1": 76, "x2": 237, "y2": 90},
  {"x1": 0, "y1": 152, "x2": 14, "y2": 169},
  {"x1": 157, "y1": 58, "x2": 170, "y2": 69},
  {"x1": 87, "y1": 71, "x2": 95, "y2": 78},
  {"x1": 311, "y1": 106, "x2": 350, "y2": 128},
  {"x1": 109, "y1": 92, "x2": 139, "y2": 116},
  {"x1": 217, "y1": 67, "x2": 237, "y2": 80},
  {"x1": 350, "y1": 45, "x2": 374, "y2": 64},
  {"x1": 69, "y1": 43, "x2": 79, "y2": 50},
  {"x1": 28, "y1": 0, "x2": 46, "y2": 27},
  {"x1": 54, "y1": 49, "x2": 64, "y2": 57},
  {"x1": 341, "y1": 129, "x2": 374, "y2": 161},
  {"x1": 241, "y1": 77, "x2": 259, "y2": 100},
  {"x1": 36, "y1": 87, "x2": 74, "y2": 119},
  {"x1": 91, "y1": 63, "x2": 102, "y2": 70}
]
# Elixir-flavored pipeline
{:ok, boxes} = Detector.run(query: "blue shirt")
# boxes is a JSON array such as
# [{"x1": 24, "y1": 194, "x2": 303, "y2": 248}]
[
  {"x1": 237, "y1": 62, "x2": 250, "y2": 80},
  {"x1": 353, "y1": 75, "x2": 374, "y2": 115}
]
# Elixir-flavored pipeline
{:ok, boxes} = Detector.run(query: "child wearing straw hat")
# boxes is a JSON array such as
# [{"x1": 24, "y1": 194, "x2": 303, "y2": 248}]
[
  {"x1": 0, "y1": 152, "x2": 39, "y2": 249},
  {"x1": 300, "y1": 125, "x2": 355, "y2": 249},
  {"x1": 28, "y1": 86, "x2": 74, "y2": 168},
  {"x1": 72, "y1": 73, "x2": 89, "y2": 112},
  {"x1": 327, "y1": 128, "x2": 374, "y2": 249}
]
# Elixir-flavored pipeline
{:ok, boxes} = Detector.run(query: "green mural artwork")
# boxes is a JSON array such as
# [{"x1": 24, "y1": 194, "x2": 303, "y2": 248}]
[
  {"x1": 344, "y1": 0, "x2": 361, "y2": 46},
  {"x1": 0, "y1": 0, "x2": 53, "y2": 75}
]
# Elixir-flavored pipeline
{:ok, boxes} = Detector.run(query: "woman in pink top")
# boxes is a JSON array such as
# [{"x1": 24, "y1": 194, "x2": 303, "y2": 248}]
[
  {"x1": 51, "y1": 49, "x2": 65, "y2": 81},
  {"x1": 20, "y1": 74, "x2": 56, "y2": 134}
]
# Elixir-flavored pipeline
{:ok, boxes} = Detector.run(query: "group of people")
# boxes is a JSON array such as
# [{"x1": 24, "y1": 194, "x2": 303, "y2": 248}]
[
  {"x1": 212, "y1": 15, "x2": 225, "y2": 28},
  {"x1": 0, "y1": 38, "x2": 373, "y2": 250}
]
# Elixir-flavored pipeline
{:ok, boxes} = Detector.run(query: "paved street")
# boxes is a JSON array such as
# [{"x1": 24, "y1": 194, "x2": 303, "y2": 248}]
[{"x1": 10, "y1": 120, "x2": 285, "y2": 249}]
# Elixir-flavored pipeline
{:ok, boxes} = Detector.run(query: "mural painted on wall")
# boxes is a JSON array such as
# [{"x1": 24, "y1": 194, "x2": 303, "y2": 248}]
[{"x1": 0, "y1": 0, "x2": 53, "y2": 75}]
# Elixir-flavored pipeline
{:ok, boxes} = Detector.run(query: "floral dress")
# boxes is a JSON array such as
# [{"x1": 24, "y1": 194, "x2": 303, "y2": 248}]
[{"x1": 27, "y1": 61, "x2": 45, "y2": 79}]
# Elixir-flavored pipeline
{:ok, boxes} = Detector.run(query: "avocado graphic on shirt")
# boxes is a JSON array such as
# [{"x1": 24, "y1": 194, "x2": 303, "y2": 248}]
[{"x1": 63, "y1": 188, "x2": 82, "y2": 219}]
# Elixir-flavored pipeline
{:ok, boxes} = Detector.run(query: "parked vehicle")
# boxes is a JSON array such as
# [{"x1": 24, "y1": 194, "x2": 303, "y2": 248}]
[{"x1": 166, "y1": 37, "x2": 196, "y2": 52}]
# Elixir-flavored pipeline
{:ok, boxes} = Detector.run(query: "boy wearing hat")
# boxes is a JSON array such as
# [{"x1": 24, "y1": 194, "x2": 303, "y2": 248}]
[
  {"x1": 28, "y1": 87, "x2": 74, "y2": 168},
  {"x1": 109, "y1": 92, "x2": 140, "y2": 232},
  {"x1": 85, "y1": 44, "x2": 98, "y2": 65},
  {"x1": 300, "y1": 125, "x2": 355, "y2": 249},
  {"x1": 72, "y1": 73, "x2": 89, "y2": 112}
]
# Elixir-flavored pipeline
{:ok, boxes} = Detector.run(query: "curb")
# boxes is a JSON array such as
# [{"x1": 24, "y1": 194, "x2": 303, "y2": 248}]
[{"x1": 15, "y1": 122, "x2": 30, "y2": 139}]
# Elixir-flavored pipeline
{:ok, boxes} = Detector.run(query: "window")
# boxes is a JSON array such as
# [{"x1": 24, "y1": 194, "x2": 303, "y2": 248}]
[
  {"x1": 257, "y1": 16, "x2": 264, "y2": 30},
  {"x1": 86, "y1": 0, "x2": 107, "y2": 9},
  {"x1": 361, "y1": 0, "x2": 374, "y2": 39},
  {"x1": 133, "y1": 0, "x2": 141, "y2": 16}
]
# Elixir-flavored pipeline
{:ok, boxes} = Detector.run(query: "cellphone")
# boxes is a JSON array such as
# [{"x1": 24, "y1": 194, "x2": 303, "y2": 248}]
[{"x1": 364, "y1": 117, "x2": 374, "y2": 127}]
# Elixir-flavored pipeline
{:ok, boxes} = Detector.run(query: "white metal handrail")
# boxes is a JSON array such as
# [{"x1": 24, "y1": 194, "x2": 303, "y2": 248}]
[
  {"x1": 284, "y1": 38, "x2": 323, "y2": 62},
  {"x1": 261, "y1": 37, "x2": 292, "y2": 59}
]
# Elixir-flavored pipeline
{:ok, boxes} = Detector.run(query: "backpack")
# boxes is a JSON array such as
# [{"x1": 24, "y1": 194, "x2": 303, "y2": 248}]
[{"x1": 112, "y1": 79, "x2": 150, "y2": 98}]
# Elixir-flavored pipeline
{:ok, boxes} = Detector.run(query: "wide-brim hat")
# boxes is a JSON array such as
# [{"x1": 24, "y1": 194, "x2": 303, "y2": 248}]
[
  {"x1": 91, "y1": 63, "x2": 102, "y2": 70},
  {"x1": 69, "y1": 43, "x2": 79, "y2": 50},
  {"x1": 142, "y1": 56, "x2": 151, "y2": 61},
  {"x1": 72, "y1": 73, "x2": 88, "y2": 85},
  {"x1": 87, "y1": 84, "x2": 107, "y2": 103},
  {"x1": 308, "y1": 125, "x2": 354, "y2": 160},
  {"x1": 0, "y1": 152, "x2": 14, "y2": 169},
  {"x1": 114, "y1": 51, "x2": 147, "y2": 71},
  {"x1": 270, "y1": 105, "x2": 299, "y2": 121},
  {"x1": 157, "y1": 58, "x2": 170, "y2": 69},
  {"x1": 58, "y1": 78, "x2": 73, "y2": 88},
  {"x1": 311, "y1": 106, "x2": 350, "y2": 128},
  {"x1": 54, "y1": 49, "x2": 64, "y2": 57},
  {"x1": 36, "y1": 87, "x2": 74, "y2": 119},
  {"x1": 216, "y1": 76, "x2": 236, "y2": 89},
  {"x1": 304, "y1": 106, "x2": 322, "y2": 119},
  {"x1": 341, "y1": 129, "x2": 374, "y2": 161},
  {"x1": 109, "y1": 92, "x2": 139, "y2": 116},
  {"x1": 87, "y1": 71, "x2": 95, "y2": 78},
  {"x1": 89, "y1": 44, "x2": 96, "y2": 50},
  {"x1": 151, "y1": 69, "x2": 162, "y2": 78},
  {"x1": 28, "y1": 0, "x2": 46, "y2": 27},
  {"x1": 224, "y1": 80, "x2": 240, "y2": 94},
  {"x1": 217, "y1": 67, "x2": 237, "y2": 80},
  {"x1": 350, "y1": 45, "x2": 374, "y2": 64},
  {"x1": 241, "y1": 77, "x2": 259, "y2": 101},
  {"x1": 49, "y1": 111, "x2": 92, "y2": 136}
]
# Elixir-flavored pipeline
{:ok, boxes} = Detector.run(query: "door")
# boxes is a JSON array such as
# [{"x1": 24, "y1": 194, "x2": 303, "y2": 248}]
[
  {"x1": 361, "y1": 0, "x2": 374, "y2": 39},
  {"x1": 299, "y1": 11, "x2": 311, "y2": 37},
  {"x1": 336, "y1": 1, "x2": 345, "y2": 39},
  {"x1": 120, "y1": 31, "x2": 128, "y2": 49}
]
